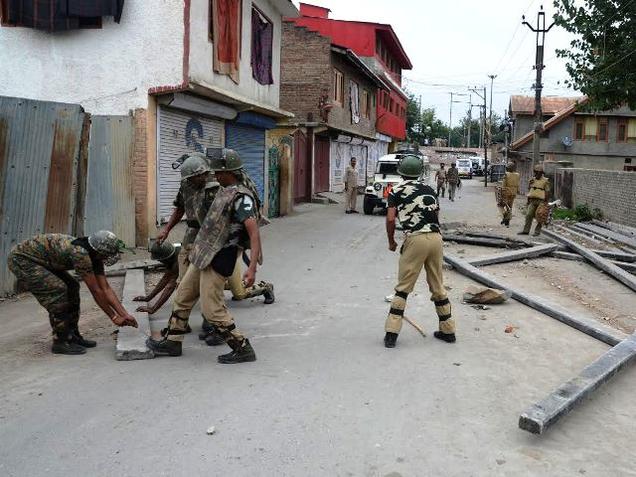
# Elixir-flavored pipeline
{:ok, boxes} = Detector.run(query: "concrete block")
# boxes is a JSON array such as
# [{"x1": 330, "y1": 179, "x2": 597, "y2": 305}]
[
  {"x1": 116, "y1": 269, "x2": 155, "y2": 361},
  {"x1": 519, "y1": 334, "x2": 636, "y2": 434}
]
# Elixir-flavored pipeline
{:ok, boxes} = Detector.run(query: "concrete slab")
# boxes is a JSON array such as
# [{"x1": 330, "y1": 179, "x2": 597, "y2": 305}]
[
  {"x1": 469, "y1": 243, "x2": 559, "y2": 267},
  {"x1": 115, "y1": 269, "x2": 155, "y2": 361},
  {"x1": 520, "y1": 334, "x2": 636, "y2": 434}
]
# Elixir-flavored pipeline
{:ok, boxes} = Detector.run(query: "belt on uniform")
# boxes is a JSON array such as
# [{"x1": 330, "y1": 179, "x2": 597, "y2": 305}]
[{"x1": 186, "y1": 220, "x2": 200, "y2": 229}]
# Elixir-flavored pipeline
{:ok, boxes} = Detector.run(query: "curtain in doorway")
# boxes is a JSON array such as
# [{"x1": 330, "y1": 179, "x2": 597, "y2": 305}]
[
  {"x1": 251, "y1": 7, "x2": 273, "y2": 85},
  {"x1": 350, "y1": 81, "x2": 360, "y2": 124},
  {"x1": 212, "y1": 0, "x2": 242, "y2": 84}
]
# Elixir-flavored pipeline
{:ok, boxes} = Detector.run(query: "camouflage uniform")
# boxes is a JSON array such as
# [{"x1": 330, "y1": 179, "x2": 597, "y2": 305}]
[
  {"x1": 446, "y1": 166, "x2": 459, "y2": 201},
  {"x1": 499, "y1": 171, "x2": 520, "y2": 224},
  {"x1": 385, "y1": 181, "x2": 455, "y2": 339},
  {"x1": 166, "y1": 184, "x2": 256, "y2": 345},
  {"x1": 7, "y1": 234, "x2": 104, "y2": 339},
  {"x1": 174, "y1": 180, "x2": 220, "y2": 278}
]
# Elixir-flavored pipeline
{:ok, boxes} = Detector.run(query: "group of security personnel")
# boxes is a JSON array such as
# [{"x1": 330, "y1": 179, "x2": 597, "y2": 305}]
[{"x1": 8, "y1": 148, "x2": 272, "y2": 364}]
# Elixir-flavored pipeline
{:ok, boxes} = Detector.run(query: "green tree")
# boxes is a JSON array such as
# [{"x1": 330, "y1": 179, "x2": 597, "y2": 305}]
[
  {"x1": 406, "y1": 94, "x2": 423, "y2": 143},
  {"x1": 554, "y1": 0, "x2": 636, "y2": 110}
]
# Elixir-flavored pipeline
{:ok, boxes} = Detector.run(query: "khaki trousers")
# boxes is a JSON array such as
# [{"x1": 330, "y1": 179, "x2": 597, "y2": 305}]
[
  {"x1": 499, "y1": 189, "x2": 517, "y2": 222},
  {"x1": 177, "y1": 245, "x2": 191, "y2": 280},
  {"x1": 385, "y1": 233, "x2": 455, "y2": 335},
  {"x1": 523, "y1": 198, "x2": 543, "y2": 234},
  {"x1": 346, "y1": 186, "x2": 357, "y2": 211},
  {"x1": 226, "y1": 253, "x2": 268, "y2": 300},
  {"x1": 448, "y1": 183, "x2": 457, "y2": 201},
  {"x1": 169, "y1": 263, "x2": 244, "y2": 343}
]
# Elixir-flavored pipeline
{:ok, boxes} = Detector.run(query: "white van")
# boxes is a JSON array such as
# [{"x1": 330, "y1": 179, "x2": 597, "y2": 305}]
[{"x1": 456, "y1": 158, "x2": 473, "y2": 179}]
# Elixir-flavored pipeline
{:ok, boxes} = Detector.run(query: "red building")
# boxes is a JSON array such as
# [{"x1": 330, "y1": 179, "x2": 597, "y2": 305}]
[{"x1": 288, "y1": 3, "x2": 412, "y2": 143}]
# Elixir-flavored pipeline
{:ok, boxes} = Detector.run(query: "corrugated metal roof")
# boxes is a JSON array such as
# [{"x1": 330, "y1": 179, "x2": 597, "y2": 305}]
[{"x1": 0, "y1": 96, "x2": 84, "y2": 296}]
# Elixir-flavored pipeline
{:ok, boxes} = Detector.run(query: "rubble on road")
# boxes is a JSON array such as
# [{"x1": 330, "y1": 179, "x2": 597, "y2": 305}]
[{"x1": 463, "y1": 286, "x2": 510, "y2": 305}]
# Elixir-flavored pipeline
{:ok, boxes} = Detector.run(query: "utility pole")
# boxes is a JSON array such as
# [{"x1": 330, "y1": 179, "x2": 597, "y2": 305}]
[
  {"x1": 469, "y1": 86, "x2": 489, "y2": 186},
  {"x1": 488, "y1": 74, "x2": 496, "y2": 150},
  {"x1": 467, "y1": 94, "x2": 472, "y2": 148},
  {"x1": 448, "y1": 92, "x2": 453, "y2": 147},
  {"x1": 523, "y1": 6, "x2": 555, "y2": 171}
]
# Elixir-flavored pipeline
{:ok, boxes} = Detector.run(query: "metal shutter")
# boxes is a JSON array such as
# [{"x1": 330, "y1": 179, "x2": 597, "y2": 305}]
[
  {"x1": 157, "y1": 106, "x2": 223, "y2": 223},
  {"x1": 225, "y1": 124, "x2": 265, "y2": 201}
]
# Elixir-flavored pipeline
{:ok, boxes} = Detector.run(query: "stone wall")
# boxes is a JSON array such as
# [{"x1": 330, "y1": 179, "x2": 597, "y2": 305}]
[{"x1": 554, "y1": 168, "x2": 636, "y2": 227}]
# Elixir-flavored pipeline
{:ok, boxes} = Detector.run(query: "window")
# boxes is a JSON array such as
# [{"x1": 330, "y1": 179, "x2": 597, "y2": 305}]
[
  {"x1": 574, "y1": 119, "x2": 584, "y2": 140},
  {"x1": 618, "y1": 120, "x2": 627, "y2": 142},
  {"x1": 361, "y1": 90, "x2": 370, "y2": 119},
  {"x1": 627, "y1": 118, "x2": 636, "y2": 143},
  {"x1": 333, "y1": 69, "x2": 344, "y2": 105},
  {"x1": 251, "y1": 6, "x2": 273, "y2": 85},
  {"x1": 1, "y1": 3, "x2": 103, "y2": 28},
  {"x1": 597, "y1": 118, "x2": 608, "y2": 142}
]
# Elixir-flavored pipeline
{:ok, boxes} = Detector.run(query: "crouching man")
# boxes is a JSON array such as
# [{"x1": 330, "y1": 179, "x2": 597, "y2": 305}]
[
  {"x1": 384, "y1": 156, "x2": 456, "y2": 348},
  {"x1": 8, "y1": 231, "x2": 138, "y2": 355},
  {"x1": 147, "y1": 149, "x2": 263, "y2": 364}
]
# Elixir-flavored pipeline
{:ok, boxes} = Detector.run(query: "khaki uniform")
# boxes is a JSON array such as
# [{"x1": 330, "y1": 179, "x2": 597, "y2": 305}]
[
  {"x1": 7, "y1": 234, "x2": 104, "y2": 339},
  {"x1": 446, "y1": 167, "x2": 459, "y2": 201},
  {"x1": 522, "y1": 176, "x2": 550, "y2": 235},
  {"x1": 226, "y1": 252, "x2": 271, "y2": 300},
  {"x1": 167, "y1": 184, "x2": 255, "y2": 345},
  {"x1": 345, "y1": 165, "x2": 358, "y2": 211},
  {"x1": 385, "y1": 181, "x2": 455, "y2": 337},
  {"x1": 435, "y1": 168, "x2": 447, "y2": 197},
  {"x1": 499, "y1": 172, "x2": 520, "y2": 222}
]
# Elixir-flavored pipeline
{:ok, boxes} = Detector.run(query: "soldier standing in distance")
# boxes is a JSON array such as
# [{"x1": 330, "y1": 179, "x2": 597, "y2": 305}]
[
  {"x1": 519, "y1": 164, "x2": 550, "y2": 236},
  {"x1": 499, "y1": 163, "x2": 521, "y2": 227},
  {"x1": 147, "y1": 149, "x2": 263, "y2": 364},
  {"x1": 446, "y1": 162, "x2": 459, "y2": 202},
  {"x1": 435, "y1": 162, "x2": 447, "y2": 198},
  {"x1": 7, "y1": 231, "x2": 138, "y2": 355},
  {"x1": 344, "y1": 157, "x2": 359, "y2": 214},
  {"x1": 384, "y1": 156, "x2": 456, "y2": 348}
]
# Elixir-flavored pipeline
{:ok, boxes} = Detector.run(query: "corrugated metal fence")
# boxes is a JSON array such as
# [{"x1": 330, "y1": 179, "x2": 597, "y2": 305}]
[{"x1": 0, "y1": 96, "x2": 136, "y2": 296}]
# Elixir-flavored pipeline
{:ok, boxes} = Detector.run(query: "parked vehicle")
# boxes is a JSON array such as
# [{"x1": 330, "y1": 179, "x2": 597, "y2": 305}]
[
  {"x1": 363, "y1": 153, "x2": 429, "y2": 215},
  {"x1": 471, "y1": 157, "x2": 484, "y2": 176},
  {"x1": 456, "y1": 158, "x2": 473, "y2": 179}
]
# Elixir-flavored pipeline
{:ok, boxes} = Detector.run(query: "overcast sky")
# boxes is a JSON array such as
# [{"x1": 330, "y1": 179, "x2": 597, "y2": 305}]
[{"x1": 291, "y1": 0, "x2": 581, "y2": 127}]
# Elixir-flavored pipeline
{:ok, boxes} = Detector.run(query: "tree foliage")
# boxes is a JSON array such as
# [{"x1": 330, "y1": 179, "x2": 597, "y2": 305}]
[{"x1": 554, "y1": 0, "x2": 636, "y2": 110}]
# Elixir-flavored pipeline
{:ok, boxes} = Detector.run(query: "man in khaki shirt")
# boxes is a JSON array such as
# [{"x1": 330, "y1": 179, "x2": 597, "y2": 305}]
[
  {"x1": 499, "y1": 163, "x2": 520, "y2": 227},
  {"x1": 519, "y1": 164, "x2": 550, "y2": 236},
  {"x1": 345, "y1": 157, "x2": 359, "y2": 214}
]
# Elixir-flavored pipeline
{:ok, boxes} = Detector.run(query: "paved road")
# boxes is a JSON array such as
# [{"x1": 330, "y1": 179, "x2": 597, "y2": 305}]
[{"x1": 1, "y1": 179, "x2": 635, "y2": 476}]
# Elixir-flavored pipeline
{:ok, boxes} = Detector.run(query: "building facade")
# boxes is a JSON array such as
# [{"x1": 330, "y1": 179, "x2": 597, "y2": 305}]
[
  {"x1": 279, "y1": 19, "x2": 388, "y2": 197},
  {"x1": 0, "y1": 0, "x2": 298, "y2": 243}
]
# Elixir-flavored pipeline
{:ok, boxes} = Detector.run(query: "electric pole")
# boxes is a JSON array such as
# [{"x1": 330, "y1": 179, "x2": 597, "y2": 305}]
[
  {"x1": 448, "y1": 92, "x2": 453, "y2": 147},
  {"x1": 488, "y1": 74, "x2": 496, "y2": 152},
  {"x1": 469, "y1": 86, "x2": 489, "y2": 186},
  {"x1": 523, "y1": 6, "x2": 555, "y2": 171},
  {"x1": 467, "y1": 94, "x2": 472, "y2": 148}
]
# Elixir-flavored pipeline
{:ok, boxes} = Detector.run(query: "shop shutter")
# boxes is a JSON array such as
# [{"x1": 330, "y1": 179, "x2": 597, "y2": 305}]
[
  {"x1": 157, "y1": 106, "x2": 223, "y2": 223},
  {"x1": 225, "y1": 124, "x2": 265, "y2": 201}
]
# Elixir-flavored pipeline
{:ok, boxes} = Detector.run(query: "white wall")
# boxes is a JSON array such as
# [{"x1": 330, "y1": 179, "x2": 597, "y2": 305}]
[
  {"x1": 188, "y1": 0, "x2": 282, "y2": 110},
  {"x1": 0, "y1": 1, "x2": 184, "y2": 114}
]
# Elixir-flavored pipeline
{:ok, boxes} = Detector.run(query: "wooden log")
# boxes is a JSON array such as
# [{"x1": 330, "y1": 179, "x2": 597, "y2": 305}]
[
  {"x1": 468, "y1": 244, "x2": 559, "y2": 267},
  {"x1": 458, "y1": 231, "x2": 534, "y2": 246},
  {"x1": 569, "y1": 224, "x2": 617, "y2": 246},
  {"x1": 553, "y1": 224, "x2": 605, "y2": 246},
  {"x1": 542, "y1": 229, "x2": 636, "y2": 292},
  {"x1": 444, "y1": 254, "x2": 625, "y2": 346},
  {"x1": 575, "y1": 223, "x2": 636, "y2": 250},
  {"x1": 592, "y1": 250, "x2": 636, "y2": 263},
  {"x1": 550, "y1": 251, "x2": 586, "y2": 262},
  {"x1": 443, "y1": 234, "x2": 526, "y2": 249},
  {"x1": 592, "y1": 219, "x2": 636, "y2": 238},
  {"x1": 116, "y1": 269, "x2": 155, "y2": 361},
  {"x1": 519, "y1": 333, "x2": 636, "y2": 434}
]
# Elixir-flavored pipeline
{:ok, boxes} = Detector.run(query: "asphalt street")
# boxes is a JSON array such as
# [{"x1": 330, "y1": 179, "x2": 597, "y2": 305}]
[{"x1": 1, "y1": 178, "x2": 635, "y2": 477}]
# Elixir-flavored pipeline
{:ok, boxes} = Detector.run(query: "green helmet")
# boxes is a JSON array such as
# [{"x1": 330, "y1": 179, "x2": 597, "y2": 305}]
[
  {"x1": 206, "y1": 147, "x2": 242, "y2": 172},
  {"x1": 150, "y1": 241, "x2": 176, "y2": 263},
  {"x1": 181, "y1": 154, "x2": 210, "y2": 180},
  {"x1": 397, "y1": 155, "x2": 423, "y2": 178},
  {"x1": 88, "y1": 230, "x2": 125, "y2": 266}
]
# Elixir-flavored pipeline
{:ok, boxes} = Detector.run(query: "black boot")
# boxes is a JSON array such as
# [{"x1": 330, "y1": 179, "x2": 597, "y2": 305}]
[
  {"x1": 52, "y1": 339, "x2": 87, "y2": 355},
  {"x1": 185, "y1": 324, "x2": 192, "y2": 334},
  {"x1": 434, "y1": 331, "x2": 456, "y2": 343},
  {"x1": 205, "y1": 331, "x2": 225, "y2": 346},
  {"x1": 70, "y1": 329, "x2": 97, "y2": 348},
  {"x1": 146, "y1": 337, "x2": 182, "y2": 357},
  {"x1": 384, "y1": 332, "x2": 398, "y2": 348},
  {"x1": 263, "y1": 283, "x2": 275, "y2": 305},
  {"x1": 217, "y1": 339, "x2": 256, "y2": 364}
]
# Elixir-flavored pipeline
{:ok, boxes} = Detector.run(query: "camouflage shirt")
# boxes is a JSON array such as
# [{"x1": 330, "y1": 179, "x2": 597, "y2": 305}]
[
  {"x1": 10, "y1": 234, "x2": 104, "y2": 278},
  {"x1": 387, "y1": 180, "x2": 440, "y2": 234},
  {"x1": 174, "y1": 180, "x2": 219, "y2": 247},
  {"x1": 446, "y1": 167, "x2": 459, "y2": 185}
]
